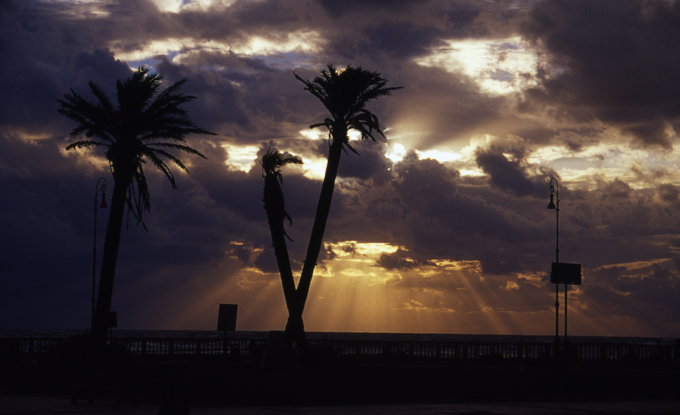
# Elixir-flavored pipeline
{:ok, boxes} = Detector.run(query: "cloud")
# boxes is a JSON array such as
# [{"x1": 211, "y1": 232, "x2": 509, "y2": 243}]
[
  {"x1": 375, "y1": 249, "x2": 435, "y2": 271},
  {"x1": 522, "y1": 0, "x2": 680, "y2": 148},
  {"x1": 474, "y1": 144, "x2": 546, "y2": 197}
]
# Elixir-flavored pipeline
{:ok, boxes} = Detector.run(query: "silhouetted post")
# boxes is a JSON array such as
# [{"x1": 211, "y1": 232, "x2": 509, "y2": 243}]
[
  {"x1": 547, "y1": 177, "x2": 560, "y2": 349},
  {"x1": 92, "y1": 177, "x2": 108, "y2": 332}
]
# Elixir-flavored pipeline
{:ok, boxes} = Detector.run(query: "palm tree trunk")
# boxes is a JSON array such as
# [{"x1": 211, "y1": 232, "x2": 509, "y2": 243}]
[
  {"x1": 91, "y1": 175, "x2": 129, "y2": 341},
  {"x1": 262, "y1": 175, "x2": 298, "y2": 327},
  {"x1": 289, "y1": 133, "x2": 345, "y2": 340}
]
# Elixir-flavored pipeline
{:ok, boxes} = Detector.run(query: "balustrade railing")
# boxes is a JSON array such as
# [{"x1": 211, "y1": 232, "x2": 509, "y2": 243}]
[{"x1": 1, "y1": 337, "x2": 677, "y2": 365}]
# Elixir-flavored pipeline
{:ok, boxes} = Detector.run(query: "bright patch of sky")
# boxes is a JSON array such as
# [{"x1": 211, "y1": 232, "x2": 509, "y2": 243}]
[
  {"x1": 221, "y1": 143, "x2": 259, "y2": 172},
  {"x1": 329, "y1": 241, "x2": 401, "y2": 257},
  {"x1": 298, "y1": 156, "x2": 327, "y2": 180},
  {"x1": 150, "y1": 0, "x2": 238, "y2": 13},
  {"x1": 112, "y1": 31, "x2": 324, "y2": 71},
  {"x1": 386, "y1": 138, "x2": 486, "y2": 177},
  {"x1": 51, "y1": 0, "x2": 111, "y2": 17},
  {"x1": 323, "y1": 241, "x2": 402, "y2": 283},
  {"x1": 385, "y1": 142, "x2": 407, "y2": 163},
  {"x1": 414, "y1": 37, "x2": 538, "y2": 96},
  {"x1": 529, "y1": 143, "x2": 680, "y2": 190}
]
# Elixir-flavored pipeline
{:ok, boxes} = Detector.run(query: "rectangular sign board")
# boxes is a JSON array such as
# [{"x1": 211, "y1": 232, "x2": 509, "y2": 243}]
[
  {"x1": 217, "y1": 304, "x2": 238, "y2": 331},
  {"x1": 550, "y1": 262, "x2": 582, "y2": 285}
]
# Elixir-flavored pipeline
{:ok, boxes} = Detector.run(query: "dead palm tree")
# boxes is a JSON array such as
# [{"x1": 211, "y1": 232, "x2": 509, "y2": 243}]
[
  {"x1": 264, "y1": 64, "x2": 400, "y2": 342},
  {"x1": 58, "y1": 67, "x2": 215, "y2": 340}
]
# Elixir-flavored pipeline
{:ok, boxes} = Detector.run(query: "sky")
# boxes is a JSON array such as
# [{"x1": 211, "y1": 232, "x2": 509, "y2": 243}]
[{"x1": 1, "y1": 0, "x2": 680, "y2": 337}]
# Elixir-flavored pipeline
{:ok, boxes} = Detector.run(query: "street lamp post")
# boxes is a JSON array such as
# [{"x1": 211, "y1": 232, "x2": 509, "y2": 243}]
[
  {"x1": 92, "y1": 177, "x2": 108, "y2": 332},
  {"x1": 547, "y1": 177, "x2": 560, "y2": 345}
]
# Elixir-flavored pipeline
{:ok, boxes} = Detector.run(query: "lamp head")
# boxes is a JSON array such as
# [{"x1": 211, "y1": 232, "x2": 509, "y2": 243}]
[
  {"x1": 99, "y1": 192, "x2": 108, "y2": 208},
  {"x1": 547, "y1": 193, "x2": 556, "y2": 209},
  {"x1": 547, "y1": 182, "x2": 557, "y2": 209}
]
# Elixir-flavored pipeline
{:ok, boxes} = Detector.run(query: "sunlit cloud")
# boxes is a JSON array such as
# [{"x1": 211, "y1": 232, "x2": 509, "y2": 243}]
[
  {"x1": 416, "y1": 148, "x2": 463, "y2": 163},
  {"x1": 150, "y1": 0, "x2": 238, "y2": 13},
  {"x1": 7, "y1": 130, "x2": 53, "y2": 142},
  {"x1": 594, "y1": 258, "x2": 671, "y2": 272},
  {"x1": 112, "y1": 30, "x2": 324, "y2": 70},
  {"x1": 386, "y1": 140, "x2": 485, "y2": 177},
  {"x1": 323, "y1": 241, "x2": 402, "y2": 283},
  {"x1": 299, "y1": 129, "x2": 325, "y2": 141},
  {"x1": 329, "y1": 241, "x2": 401, "y2": 257},
  {"x1": 298, "y1": 154, "x2": 326, "y2": 180},
  {"x1": 414, "y1": 37, "x2": 539, "y2": 96},
  {"x1": 50, "y1": 0, "x2": 111, "y2": 17},
  {"x1": 58, "y1": 146, "x2": 111, "y2": 172},
  {"x1": 221, "y1": 142, "x2": 258, "y2": 172},
  {"x1": 386, "y1": 142, "x2": 407, "y2": 163},
  {"x1": 528, "y1": 142, "x2": 680, "y2": 190}
]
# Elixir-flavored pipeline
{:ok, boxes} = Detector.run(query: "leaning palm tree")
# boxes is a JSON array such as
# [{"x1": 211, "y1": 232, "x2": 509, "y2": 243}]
[
  {"x1": 58, "y1": 67, "x2": 215, "y2": 341},
  {"x1": 267, "y1": 65, "x2": 400, "y2": 342},
  {"x1": 261, "y1": 149, "x2": 303, "y2": 324}
]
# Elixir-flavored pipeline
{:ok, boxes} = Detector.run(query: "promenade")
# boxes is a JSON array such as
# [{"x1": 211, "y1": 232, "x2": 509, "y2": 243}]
[{"x1": 1, "y1": 333, "x2": 679, "y2": 413}]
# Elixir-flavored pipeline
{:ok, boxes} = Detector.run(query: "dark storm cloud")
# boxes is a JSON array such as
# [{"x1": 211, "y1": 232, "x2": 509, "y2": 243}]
[
  {"x1": 322, "y1": 150, "x2": 549, "y2": 267},
  {"x1": 375, "y1": 249, "x2": 435, "y2": 271},
  {"x1": 582, "y1": 261, "x2": 680, "y2": 324},
  {"x1": 366, "y1": 23, "x2": 445, "y2": 59},
  {"x1": 336, "y1": 139, "x2": 393, "y2": 183},
  {"x1": 360, "y1": 1, "x2": 483, "y2": 59},
  {"x1": 154, "y1": 57, "x2": 252, "y2": 132},
  {"x1": 0, "y1": 0, "x2": 132, "y2": 134},
  {"x1": 522, "y1": 0, "x2": 680, "y2": 148},
  {"x1": 478, "y1": 257, "x2": 523, "y2": 276},
  {"x1": 319, "y1": 0, "x2": 419, "y2": 15},
  {"x1": 475, "y1": 144, "x2": 546, "y2": 197}
]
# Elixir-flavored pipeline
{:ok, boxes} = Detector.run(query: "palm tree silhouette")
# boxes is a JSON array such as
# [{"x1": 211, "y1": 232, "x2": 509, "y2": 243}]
[
  {"x1": 265, "y1": 65, "x2": 400, "y2": 342},
  {"x1": 262, "y1": 149, "x2": 303, "y2": 324},
  {"x1": 58, "y1": 67, "x2": 215, "y2": 340}
]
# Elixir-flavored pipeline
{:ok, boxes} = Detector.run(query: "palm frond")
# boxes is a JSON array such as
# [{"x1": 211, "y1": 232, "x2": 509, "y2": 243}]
[
  {"x1": 142, "y1": 149, "x2": 177, "y2": 188},
  {"x1": 296, "y1": 64, "x2": 401, "y2": 150},
  {"x1": 60, "y1": 66, "x2": 214, "y2": 228},
  {"x1": 147, "y1": 142, "x2": 207, "y2": 159},
  {"x1": 261, "y1": 149, "x2": 303, "y2": 179},
  {"x1": 65, "y1": 140, "x2": 107, "y2": 151}
]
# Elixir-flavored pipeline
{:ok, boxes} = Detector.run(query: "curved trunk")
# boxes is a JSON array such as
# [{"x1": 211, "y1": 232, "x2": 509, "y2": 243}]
[
  {"x1": 262, "y1": 175, "x2": 298, "y2": 323},
  {"x1": 91, "y1": 171, "x2": 132, "y2": 341},
  {"x1": 290, "y1": 132, "x2": 345, "y2": 340}
]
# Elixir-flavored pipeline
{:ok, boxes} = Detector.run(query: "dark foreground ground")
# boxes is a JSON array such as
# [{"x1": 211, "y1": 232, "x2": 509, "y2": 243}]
[
  {"x1": 1, "y1": 354, "x2": 679, "y2": 408},
  {"x1": 2, "y1": 395, "x2": 680, "y2": 414}
]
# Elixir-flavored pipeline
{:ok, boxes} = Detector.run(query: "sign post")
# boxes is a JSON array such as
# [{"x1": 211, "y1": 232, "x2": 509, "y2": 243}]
[
  {"x1": 217, "y1": 304, "x2": 238, "y2": 358},
  {"x1": 550, "y1": 262, "x2": 582, "y2": 344}
]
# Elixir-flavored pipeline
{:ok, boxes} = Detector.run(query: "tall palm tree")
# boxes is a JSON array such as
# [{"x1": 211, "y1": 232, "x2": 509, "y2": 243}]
[
  {"x1": 266, "y1": 64, "x2": 400, "y2": 342},
  {"x1": 58, "y1": 67, "x2": 215, "y2": 340},
  {"x1": 261, "y1": 149, "x2": 303, "y2": 324}
]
